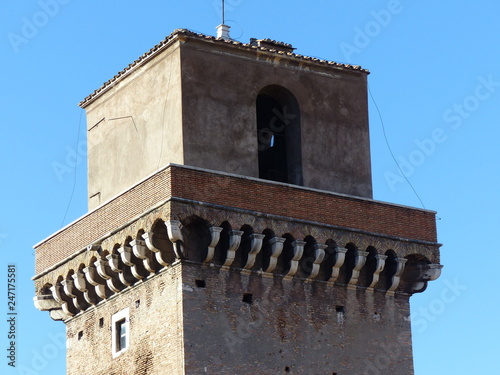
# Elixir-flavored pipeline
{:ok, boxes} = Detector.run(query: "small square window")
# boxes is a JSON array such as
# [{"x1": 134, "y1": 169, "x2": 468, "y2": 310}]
[
  {"x1": 195, "y1": 280, "x2": 206, "y2": 288},
  {"x1": 112, "y1": 308, "x2": 129, "y2": 358}
]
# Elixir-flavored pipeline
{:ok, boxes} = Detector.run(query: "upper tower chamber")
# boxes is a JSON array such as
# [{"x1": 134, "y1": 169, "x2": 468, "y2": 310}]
[{"x1": 80, "y1": 29, "x2": 372, "y2": 210}]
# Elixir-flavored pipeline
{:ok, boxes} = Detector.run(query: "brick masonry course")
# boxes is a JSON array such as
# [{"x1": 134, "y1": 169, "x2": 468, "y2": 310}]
[{"x1": 34, "y1": 164, "x2": 438, "y2": 275}]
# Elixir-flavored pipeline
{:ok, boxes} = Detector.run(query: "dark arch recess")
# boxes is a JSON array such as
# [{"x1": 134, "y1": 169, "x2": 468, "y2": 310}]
[{"x1": 256, "y1": 85, "x2": 302, "y2": 185}]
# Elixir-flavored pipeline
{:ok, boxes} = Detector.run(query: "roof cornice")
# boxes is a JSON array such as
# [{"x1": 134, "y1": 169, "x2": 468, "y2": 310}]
[{"x1": 79, "y1": 28, "x2": 369, "y2": 108}]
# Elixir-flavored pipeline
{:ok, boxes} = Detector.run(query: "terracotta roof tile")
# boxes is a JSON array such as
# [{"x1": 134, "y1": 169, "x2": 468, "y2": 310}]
[{"x1": 79, "y1": 28, "x2": 368, "y2": 108}]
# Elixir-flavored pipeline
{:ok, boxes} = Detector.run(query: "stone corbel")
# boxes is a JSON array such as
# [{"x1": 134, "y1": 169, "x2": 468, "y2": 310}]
[
  {"x1": 308, "y1": 244, "x2": 328, "y2": 280},
  {"x1": 49, "y1": 309, "x2": 72, "y2": 321},
  {"x1": 33, "y1": 294, "x2": 61, "y2": 312},
  {"x1": 94, "y1": 284, "x2": 109, "y2": 300},
  {"x1": 118, "y1": 245, "x2": 133, "y2": 266},
  {"x1": 367, "y1": 254, "x2": 388, "y2": 290},
  {"x1": 223, "y1": 230, "x2": 244, "y2": 268},
  {"x1": 243, "y1": 233, "x2": 266, "y2": 270},
  {"x1": 130, "y1": 239, "x2": 157, "y2": 274},
  {"x1": 142, "y1": 232, "x2": 171, "y2": 267},
  {"x1": 87, "y1": 242, "x2": 102, "y2": 253},
  {"x1": 72, "y1": 270, "x2": 98, "y2": 305},
  {"x1": 405, "y1": 263, "x2": 443, "y2": 294},
  {"x1": 285, "y1": 240, "x2": 306, "y2": 278},
  {"x1": 107, "y1": 254, "x2": 121, "y2": 273},
  {"x1": 50, "y1": 284, "x2": 76, "y2": 317},
  {"x1": 61, "y1": 279, "x2": 88, "y2": 312},
  {"x1": 328, "y1": 246, "x2": 348, "y2": 283},
  {"x1": 165, "y1": 220, "x2": 184, "y2": 259},
  {"x1": 61, "y1": 279, "x2": 76, "y2": 298},
  {"x1": 106, "y1": 254, "x2": 135, "y2": 287},
  {"x1": 348, "y1": 250, "x2": 369, "y2": 287},
  {"x1": 118, "y1": 245, "x2": 148, "y2": 280},
  {"x1": 83, "y1": 265, "x2": 106, "y2": 286},
  {"x1": 264, "y1": 237, "x2": 286, "y2": 273},
  {"x1": 83, "y1": 266, "x2": 109, "y2": 300},
  {"x1": 91, "y1": 261, "x2": 118, "y2": 297},
  {"x1": 204, "y1": 226, "x2": 223, "y2": 263},
  {"x1": 130, "y1": 239, "x2": 148, "y2": 259},
  {"x1": 387, "y1": 258, "x2": 408, "y2": 295}
]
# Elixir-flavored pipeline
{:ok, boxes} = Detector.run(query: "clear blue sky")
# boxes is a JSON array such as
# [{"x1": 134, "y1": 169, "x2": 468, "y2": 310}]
[{"x1": 1, "y1": 1, "x2": 499, "y2": 374}]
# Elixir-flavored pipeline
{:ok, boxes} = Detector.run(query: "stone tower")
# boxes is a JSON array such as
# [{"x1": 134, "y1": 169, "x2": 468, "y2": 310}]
[{"x1": 33, "y1": 28, "x2": 442, "y2": 375}]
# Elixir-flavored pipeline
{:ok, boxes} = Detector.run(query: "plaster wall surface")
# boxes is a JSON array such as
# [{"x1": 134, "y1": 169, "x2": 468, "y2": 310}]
[
  {"x1": 82, "y1": 32, "x2": 372, "y2": 211},
  {"x1": 180, "y1": 39, "x2": 372, "y2": 198},
  {"x1": 84, "y1": 42, "x2": 183, "y2": 210}
]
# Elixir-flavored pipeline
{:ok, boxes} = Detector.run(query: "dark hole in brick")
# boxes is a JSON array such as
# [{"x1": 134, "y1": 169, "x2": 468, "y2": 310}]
[
  {"x1": 135, "y1": 299, "x2": 140, "y2": 308},
  {"x1": 336, "y1": 306, "x2": 345, "y2": 313},
  {"x1": 99, "y1": 317, "x2": 104, "y2": 328},
  {"x1": 285, "y1": 366, "x2": 291, "y2": 372},
  {"x1": 78, "y1": 331, "x2": 83, "y2": 340},
  {"x1": 332, "y1": 372, "x2": 338, "y2": 375},
  {"x1": 195, "y1": 280, "x2": 206, "y2": 288},
  {"x1": 242, "y1": 293, "x2": 253, "y2": 304}
]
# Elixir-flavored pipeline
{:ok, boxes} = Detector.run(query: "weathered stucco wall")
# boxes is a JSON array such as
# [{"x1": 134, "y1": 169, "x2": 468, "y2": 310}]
[
  {"x1": 82, "y1": 32, "x2": 372, "y2": 211},
  {"x1": 84, "y1": 41, "x2": 183, "y2": 210},
  {"x1": 180, "y1": 38, "x2": 372, "y2": 198}
]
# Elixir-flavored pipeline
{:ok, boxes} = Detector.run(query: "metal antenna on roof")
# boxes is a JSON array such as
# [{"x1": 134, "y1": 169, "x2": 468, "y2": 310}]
[
  {"x1": 222, "y1": 0, "x2": 225, "y2": 24},
  {"x1": 216, "y1": 0, "x2": 231, "y2": 40}
]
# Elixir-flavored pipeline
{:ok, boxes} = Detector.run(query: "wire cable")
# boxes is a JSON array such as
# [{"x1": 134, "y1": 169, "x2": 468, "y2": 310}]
[
  {"x1": 61, "y1": 108, "x2": 84, "y2": 227},
  {"x1": 368, "y1": 84, "x2": 426, "y2": 209}
]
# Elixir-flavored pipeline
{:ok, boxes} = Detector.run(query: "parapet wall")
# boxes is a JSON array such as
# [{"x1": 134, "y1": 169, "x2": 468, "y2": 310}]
[{"x1": 34, "y1": 164, "x2": 439, "y2": 276}]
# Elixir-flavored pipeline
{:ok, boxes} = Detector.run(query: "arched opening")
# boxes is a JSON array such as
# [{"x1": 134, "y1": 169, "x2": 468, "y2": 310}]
[
  {"x1": 213, "y1": 221, "x2": 232, "y2": 266},
  {"x1": 297, "y1": 236, "x2": 317, "y2": 278},
  {"x1": 256, "y1": 85, "x2": 302, "y2": 185},
  {"x1": 359, "y1": 246, "x2": 378, "y2": 288},
  {"x1": 182, "y1": 216, "x2": 212, "y2": 263},
  {"x1": 380, "y1": 250, "x2": 398, "y2": 291},
  {"x1": 338, "y1": 243, "x2": 357, "y2": 284},
  {"x1": 317, "y1": 239, "x2": 337, "y2": 281}
]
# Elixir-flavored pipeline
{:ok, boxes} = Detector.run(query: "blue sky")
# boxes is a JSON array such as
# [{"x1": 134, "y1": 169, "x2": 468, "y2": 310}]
[{"x1": 1, "y1": 1, "x2": 499, "y2": 374}]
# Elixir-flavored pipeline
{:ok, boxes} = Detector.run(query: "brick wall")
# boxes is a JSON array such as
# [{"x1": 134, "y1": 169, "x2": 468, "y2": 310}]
[
  {"x1": 65, "y1": 262, "x2": 415, "y2": 375},
  {"x1": 185, "y1": 263, "x2": 414, "y2": 374},
  {"x1": 35, "y1": 165, "x2": 437, "y2": 275},
  {"x1": 66, "y1": 265, "x2": 184, "y2": 375}
]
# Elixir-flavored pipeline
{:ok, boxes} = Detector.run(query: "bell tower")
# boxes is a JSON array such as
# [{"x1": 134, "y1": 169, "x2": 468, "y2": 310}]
[{"x1": 34, "y1": 29, "x2": 441, "y2": 375}]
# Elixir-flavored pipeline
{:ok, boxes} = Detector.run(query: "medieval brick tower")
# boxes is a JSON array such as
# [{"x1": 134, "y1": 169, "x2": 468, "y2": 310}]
[{"x1": 33, "y1": 28, "x2": 441, "y2": 374}]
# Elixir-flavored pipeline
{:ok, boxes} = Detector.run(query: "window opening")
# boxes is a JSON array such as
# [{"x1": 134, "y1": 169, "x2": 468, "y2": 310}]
[
  {"x1": 242, "y1": 293, "x2": 253, "y2": 304},
  {"x1": 112, "y1": 308, "x2": 129, "y2": 358},
  {"x1": 195, "y1": 280, "x2": 206, "y2": 288}
]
